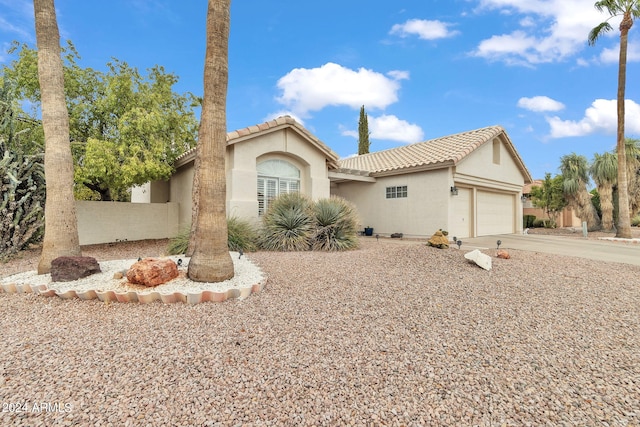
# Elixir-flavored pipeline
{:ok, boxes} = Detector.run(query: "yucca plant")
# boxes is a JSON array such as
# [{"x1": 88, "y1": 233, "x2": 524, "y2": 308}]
[
  {"x1": 312, "y1": 196, "x2": 359, "y2": 251},
  {"x1": 167, "y1": 216, "x2": 259, "y2": 255},
  {"x1": 259, "y1": 192, "x2": 315, "y2": 251}
]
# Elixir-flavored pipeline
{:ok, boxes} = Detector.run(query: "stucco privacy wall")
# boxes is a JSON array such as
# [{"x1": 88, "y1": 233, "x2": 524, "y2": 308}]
[
  {"x1": 76, "y1": 201, "x2": 179, "y2": 245},
  {"x1": 331, "y1": 169, "x2": 451, "y2": 238}
]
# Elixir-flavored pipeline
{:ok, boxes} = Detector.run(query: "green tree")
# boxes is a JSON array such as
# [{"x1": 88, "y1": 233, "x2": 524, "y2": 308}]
[
  {"x1": 589, "y1": 0, "x2": 640, "y2": 238},
  {"x1": 590, "y1": 151, "x2": 618, "y2": 231},
  {"x1": 529, "y1": 173, "x2": 567, "y2": 228},
  {"x1": 33, "y1": 0, "x2": 82, "y2": 274},
  {"x1": 357, "y1": 105, "x2": 370, "y2": 155},
  {"x1": 1, "y1": 43, "x2": 198, "y2": 201},
  {"x1": 560, "y1": 153, "x2": 602, "y2": 231},
  {"x1": 187, "y1": 0, "x2": 234, "y2": 283}
]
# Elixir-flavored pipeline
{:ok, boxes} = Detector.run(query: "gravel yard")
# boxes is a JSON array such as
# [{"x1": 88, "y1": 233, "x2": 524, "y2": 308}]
[{"x1": 1, "y1": 237, "x2": 639, "y2": 426}]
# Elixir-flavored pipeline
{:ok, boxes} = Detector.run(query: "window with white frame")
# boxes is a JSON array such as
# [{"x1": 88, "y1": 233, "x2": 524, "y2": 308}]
[
  {"x1": 386, "y1": 185, "x2": 407, "y2": 199},
  {"x1": 257, "y1": 159, "x2": 300, "y2": 215}
]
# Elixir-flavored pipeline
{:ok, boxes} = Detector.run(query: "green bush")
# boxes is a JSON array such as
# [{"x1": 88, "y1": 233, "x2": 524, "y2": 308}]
[
  {"x1": 312, "y1": 197, "x2": 359, "y2": 251},
  {"x1": 167, "y1": 216, "x2": 259, "y2": 255},
  {"x1": 632, "y1": 215, "x2": 640, "y2": 227},
  {"x1": 227, "y1": 216, "x2": 258, "y2": 252},
  {"x1": 523, "y1": 214, "x2": 536, "y2": 228},
  {"x1": 532, "y1": 219, "x2": 547, "y2": 228},
  {"x1": 167, "y1": 227, "x2": 190, "y2": 255},
  {"x1": 258, "y1": 193, "x2": 315, "y2": 251}
]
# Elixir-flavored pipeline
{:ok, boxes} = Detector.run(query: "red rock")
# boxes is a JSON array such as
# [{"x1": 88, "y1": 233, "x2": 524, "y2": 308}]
[
  {"x1": 496, "y1": 249, "x2": 511, "y2": 259},
  {"x1": 126, "y1": 258, "x2": 178, "y2": 287},
  {"x1": 51, "y1": 256, "x2": 101, "y2": 282}
]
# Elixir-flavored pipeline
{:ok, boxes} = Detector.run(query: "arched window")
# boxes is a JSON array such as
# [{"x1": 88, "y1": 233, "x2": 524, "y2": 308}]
[{"x1": 257, "y1": 159, "x2": 300, "y2": 215}]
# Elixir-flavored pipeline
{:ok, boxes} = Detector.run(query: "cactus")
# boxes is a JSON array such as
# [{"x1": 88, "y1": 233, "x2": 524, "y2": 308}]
[{"x1": 0, "y1": 82, "x2": 45, "y2": 259}]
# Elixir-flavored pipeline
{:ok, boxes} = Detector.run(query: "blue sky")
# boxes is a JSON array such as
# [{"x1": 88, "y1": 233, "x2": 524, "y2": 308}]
[{"x1": 1, "y1": 0, "x2": 639, "y2": 180}]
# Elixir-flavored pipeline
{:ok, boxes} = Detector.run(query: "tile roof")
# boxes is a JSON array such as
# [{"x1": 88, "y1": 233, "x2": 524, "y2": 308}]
[
  {"x1": 338, "y1": 125, "x2": 531, "y2": 182},
  {"x1": 175, "y1": 116, "x2": 340, "y2": 168}
]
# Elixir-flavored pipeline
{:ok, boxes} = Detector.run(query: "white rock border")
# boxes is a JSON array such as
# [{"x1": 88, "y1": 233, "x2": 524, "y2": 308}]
[{"x1": 0, "y1": 253, "x2": 267, "y2": 305}]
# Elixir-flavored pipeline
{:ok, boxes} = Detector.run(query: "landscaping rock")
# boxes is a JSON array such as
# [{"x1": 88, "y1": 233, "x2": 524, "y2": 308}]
[
  {"x1": 496, "y1": 249, "x2": 511, "y2": 259},
  {"x1": 464, "y1": 249, "x2": 492, "y2": 270},
  {"x1": 427, "y1": 230, "x2": 449, "y2": 249},
  {"x1": 126, "y1": 258, "x2": 178, "y2": 287},
  {"x1": 51, "y1": 256, "x2": 101, "y2": 282}
]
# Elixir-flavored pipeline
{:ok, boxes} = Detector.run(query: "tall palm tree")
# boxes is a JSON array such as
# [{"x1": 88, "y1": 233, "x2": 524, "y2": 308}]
[
  {"x1": 187, "y1": 0, "x2": 234, "y2": 282},
  {"x1": 34, "y1": 0, "x2": 82, "y2": 274},
  {"x1": 590, "y1": 152, "x2": 618, "y2": 231},
  {"x1": 588, "y1": 0, "x2": 640, "y2": 238},
  {"x1": 560, "y1": 153, "x2": 602, "y2": 231}
]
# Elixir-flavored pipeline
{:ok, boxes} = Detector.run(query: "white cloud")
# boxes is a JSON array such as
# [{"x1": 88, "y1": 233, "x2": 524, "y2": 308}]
[
  {"x1": 341, "y1": 114, "x2": 425, "y2": 144},
  {"x1": 276, "y1": 62, "x2": 405, "y2": 117},
  {"x1": 517, "y1": 96, "x2": 565, "y2": 112},
  {"x1": 389, "y1": 19, "x2": 460, "y2": 40},
  {"x1": 547, "y1": 99, "x2": 640, "y2": 138},
  {"x1": 387, "y1": 70, "x2": 410, "y2": 80},
  {"x1": 472, "y1": 0, "x2": 616, "y2": 65},
  {"x1": 599, "y1": 43, "x2": 640, "y2": 63},
  {"x1": 370, "y1": 115, "x2": 424, "y2": 143}
]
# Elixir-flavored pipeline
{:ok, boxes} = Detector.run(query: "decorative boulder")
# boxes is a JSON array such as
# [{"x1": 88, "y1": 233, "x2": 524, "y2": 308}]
[
  {"x1": 496, "y1": 249, "x2": 511, "y2": 259},
  {"x1": 464, "y1": 249, "x2": 492, "y2": 271},
  {"x1": 427, "y1": 230, "x2": 449, "y2": 249},
  {"x1": 51, "y1": 256, "x2": 101, "y2": 282},
  {"x1": 127, "y1": 258, "x2": 178, "y2": 287}
]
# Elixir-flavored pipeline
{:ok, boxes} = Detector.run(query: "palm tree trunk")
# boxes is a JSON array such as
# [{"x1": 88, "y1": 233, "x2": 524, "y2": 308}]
[
  {"x1": 578, "y1": 188, "x2": 602, "y2": 231},
  {"x1": 187, "y1": 0, "x2": 234, "y2": 282},
  {"x1": 615, "y1": 13, "x2": 632, "y2": 238},
  {"x1": 599, "y1": 184, "x2": 615, "y2": 231},
  {"x1": 34, "y1": 0, "x2": 81, "y2": 274}
]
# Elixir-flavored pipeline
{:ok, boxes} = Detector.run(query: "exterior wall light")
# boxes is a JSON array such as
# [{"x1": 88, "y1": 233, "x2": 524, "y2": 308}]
[{"x1": 450, "y1": 186, "x2": 459, "y2": 196}]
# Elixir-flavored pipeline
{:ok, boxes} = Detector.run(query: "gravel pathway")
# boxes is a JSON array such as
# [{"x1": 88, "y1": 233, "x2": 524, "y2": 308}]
[{"x1": 1, "y1": 238, "x2": 639, "y2": 426}]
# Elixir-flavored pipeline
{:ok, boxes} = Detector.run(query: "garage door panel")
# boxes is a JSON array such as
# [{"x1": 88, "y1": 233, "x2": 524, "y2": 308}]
[
  {"x1": 450, "y1": 188, "x2": 471, "y2": 239},
  {"x1": 477, "y1": 191, "x2": 514, "y2": 236}
]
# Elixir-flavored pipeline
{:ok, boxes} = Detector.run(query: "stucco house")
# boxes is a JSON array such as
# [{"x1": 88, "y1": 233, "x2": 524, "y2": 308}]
[{"x1": 132, "y1": 116, "x2": 533, "y2": 239}]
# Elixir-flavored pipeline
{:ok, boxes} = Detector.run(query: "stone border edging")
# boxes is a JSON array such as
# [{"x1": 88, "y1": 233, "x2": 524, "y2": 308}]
[{"x1": 0, "y1": 278, "x2": 268, "y2": 305}]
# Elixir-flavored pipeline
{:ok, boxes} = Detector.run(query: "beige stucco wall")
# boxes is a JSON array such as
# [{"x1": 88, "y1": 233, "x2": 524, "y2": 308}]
[
  {"x1": 453, "y1": 137, "x2": 526, "y2": 235},
  {"x1": 76, "y1": 201, "x2": 179, "y2": 245},
  {"x1": 455, "y1": 137, "x2": 525, "y2": 190},
  {"x1": 332, "y1": 168, "x2": 452, "y2": 238},
  {"x1": 169, "y1": 127, "x2": 333, "y2": 228}
]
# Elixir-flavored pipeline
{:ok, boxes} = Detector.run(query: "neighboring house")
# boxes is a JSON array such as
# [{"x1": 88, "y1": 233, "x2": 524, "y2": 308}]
[
  {"x1": 522, "y1": 180, "x2": 582, "y2": 228},
  {"x1": 133, "y1": 116, "x2": 533, "y2": 239}
]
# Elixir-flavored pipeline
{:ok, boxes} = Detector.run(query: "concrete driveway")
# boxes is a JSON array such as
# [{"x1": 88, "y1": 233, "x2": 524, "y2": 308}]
[{"x1": 460, "y1": 233, "x2": 640, "y2": 266}]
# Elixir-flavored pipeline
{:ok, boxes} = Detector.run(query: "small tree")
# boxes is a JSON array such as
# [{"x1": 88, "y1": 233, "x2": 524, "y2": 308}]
[
  {"x1": 357, "y1": 105, "x2": 370, "y2": 155},
  {"x1": 529, "y1": 173, "x2": 567, "y2": 228}
]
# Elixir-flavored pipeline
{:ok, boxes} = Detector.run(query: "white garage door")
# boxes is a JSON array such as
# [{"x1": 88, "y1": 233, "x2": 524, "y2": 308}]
[
  {"x1": 450, "y1": 187, "x2": 471, "y2": 239},
  {"x1": 477, "y1": 191, "x2": 514, "y2": 236}
]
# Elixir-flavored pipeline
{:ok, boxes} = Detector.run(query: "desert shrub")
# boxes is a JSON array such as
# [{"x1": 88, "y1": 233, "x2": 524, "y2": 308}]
[
  {"x1": 523, "y1": 214, "x2": 536, "y2": 228},
  {"x1": 632, "y1": 215, "x2": 640, "y2": 227},
  {"x1": 532, "y1": 218, "x2": 547, "y2": 228},
  {"x1": 227, "y1": 216, "x2": 258, "y2": 252},
  {"x1": 258, "y1": 193, "x2": 315, "y2": 251},
  {"x1": 312, "y1": 197, "x2": 359, "y2": 251},
  {"x1": 167, "y1": 216, "x2": 259, "y2": 255},
  {"x1": 167, "y1": 226, "x2": 190, "y2": 255},
  {"x1": 0, "y1": 83, "x2": 45, "y2": 259}
]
